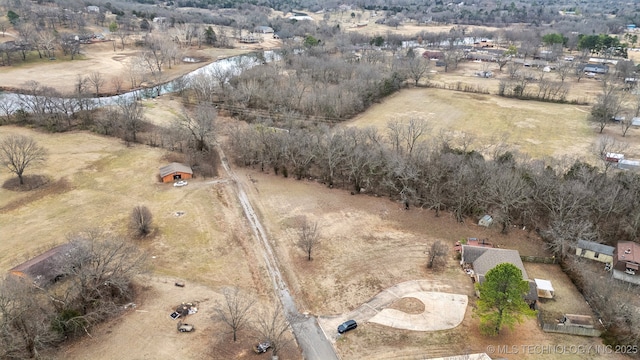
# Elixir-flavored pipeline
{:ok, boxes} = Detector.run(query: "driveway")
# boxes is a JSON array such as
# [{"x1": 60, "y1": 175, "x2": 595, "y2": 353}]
[{"x1": 318, "y1": 280, "x2": 468, "y2": 341}]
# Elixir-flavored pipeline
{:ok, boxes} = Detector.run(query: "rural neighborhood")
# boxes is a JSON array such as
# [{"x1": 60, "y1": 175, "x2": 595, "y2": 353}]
[{"x1": 1, "y1": 0, "x2": 640, "y2": 359}]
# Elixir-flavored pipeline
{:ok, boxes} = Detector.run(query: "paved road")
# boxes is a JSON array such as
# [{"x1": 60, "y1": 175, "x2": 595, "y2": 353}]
[{"x1": 217, "y1": 146, "x2": 339, "y2": 360}]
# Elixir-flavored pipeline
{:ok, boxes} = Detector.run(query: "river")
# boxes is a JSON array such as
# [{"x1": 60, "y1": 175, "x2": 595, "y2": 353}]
[{"x1": 0, "y1": 51, "x2": 276, "y2": 113}]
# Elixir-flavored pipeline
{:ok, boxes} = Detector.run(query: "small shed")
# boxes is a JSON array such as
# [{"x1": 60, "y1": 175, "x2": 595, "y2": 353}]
[
  {"x1": 632, "y1": 117, "x2": 640, "y2": 126},
  {"x1": 160, "y1": 163, "x2": 193, "y2": 183},
  {"x1": 534, "y1": 278, "x2": 555, "y2": 299},
  {"x1": 478, "y1": 215, "x2": 493, "y2": 227}
]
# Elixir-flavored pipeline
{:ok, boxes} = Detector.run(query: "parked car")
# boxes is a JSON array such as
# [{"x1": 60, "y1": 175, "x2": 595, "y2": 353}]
[
  {"x1": 337, "y1": 319, "x2": 357, "y2": 334},
  {"x1": 253, "y1": 341, "x2": 271, "y2": 354},
  {"x1": 177, "y1": 322, "x2": 194, "y2": 332},
  {"x1": 173, "y1": 180, "x2": 188, "y2": 187}
]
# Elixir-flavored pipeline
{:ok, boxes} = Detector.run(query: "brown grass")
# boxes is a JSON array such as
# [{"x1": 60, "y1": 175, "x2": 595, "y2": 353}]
[{"x1": 346, "y1": 87, "x2": 639, "y2": 161}]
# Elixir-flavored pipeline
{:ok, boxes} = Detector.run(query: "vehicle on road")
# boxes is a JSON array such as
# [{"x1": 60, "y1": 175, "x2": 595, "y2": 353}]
[
  {"x1": 337, "y1": 319, "x2": 357, "y2": 334},
  {"x1": 173, "y1": 180, "x2": 188, "y2": 187},
  {"x1": 253, "y1": 341, "x2": 271, "y2": 354},
  {"x1": 177, "y1": 322, "x2": 194, "y2": 332}
]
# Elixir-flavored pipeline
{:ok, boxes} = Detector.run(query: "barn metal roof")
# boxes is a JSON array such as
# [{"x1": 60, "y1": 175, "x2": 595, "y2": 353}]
[{"x1": 159, "y1": 163, "x2": 193, "y2": 178}]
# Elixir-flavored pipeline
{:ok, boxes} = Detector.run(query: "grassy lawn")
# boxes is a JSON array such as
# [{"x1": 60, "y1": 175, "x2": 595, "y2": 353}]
[
  {"x1": 347, "y1": 87, "x2": 597, "y2": 160},
  {"x1": 0, "y1": 126, "x2": 256, "y2": 290}
]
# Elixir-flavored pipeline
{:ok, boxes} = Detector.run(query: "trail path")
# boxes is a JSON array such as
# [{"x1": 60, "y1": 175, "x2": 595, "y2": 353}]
[{"x1": 217, "y1": 145, "x2": 339, "y2": 360}]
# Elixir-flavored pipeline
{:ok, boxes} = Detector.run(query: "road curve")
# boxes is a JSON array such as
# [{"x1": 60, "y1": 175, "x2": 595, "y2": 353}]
[{"x1": 217, "y1": 145, "x2": 339, "y2": 360}]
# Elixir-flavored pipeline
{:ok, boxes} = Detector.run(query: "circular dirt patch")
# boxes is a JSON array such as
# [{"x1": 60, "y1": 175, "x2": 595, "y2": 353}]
[{"x1": 387, "y1": 297, "x2": 425, "y2": 314}]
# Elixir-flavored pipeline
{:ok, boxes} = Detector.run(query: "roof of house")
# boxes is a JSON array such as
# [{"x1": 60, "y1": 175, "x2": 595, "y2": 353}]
[
  {"x1": 617, "y1": 241, "x2": 640, "y2": 264},
  {"x1": 577, "y1": 240, "x2": 615, "y2": 256},
  {"x1": 462, "y1": 246, "x2": 529, "y2": 279},
  {"x1": 9, "y1": 244, "x2": 71, "y2": 285},
  {"x1": 159, "y1": 162, "x2": 193, "y2": 178},
  {"x1": 255, "y1": 26, "x2": 274, "y2": 32}
]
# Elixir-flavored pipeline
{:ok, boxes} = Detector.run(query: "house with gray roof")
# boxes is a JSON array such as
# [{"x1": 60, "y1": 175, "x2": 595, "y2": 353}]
[
  {"x1": 461, "y1": 246, "x2": 537, "y2": 302},
  {"x1": 575, "y1": 240, "x2": 614, "y2": 264}
]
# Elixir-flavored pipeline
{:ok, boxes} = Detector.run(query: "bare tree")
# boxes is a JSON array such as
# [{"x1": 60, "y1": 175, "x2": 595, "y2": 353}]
[
  {"x1": 403, "y1": 55, "x2": 431, "y2": 86},
  {"x1": 0, "y1": 134, "x2": 47, "y2": 185},
  {"x1": 115, "y1": 97, "x2": 145, "y2": 143},
  {"x1": 507, "y1": 61, "x2": 520, "y2": 79},
  {"x1": 0, "y1": 97, "x2": 16, "y2": 123},
  {"x1": 253, "y1": 303, "x2": 291, "y2": 357},
  {"x1": 0, "y1": 277, "x2": 62, "y2": 359},
  {"x1": 53, "y1": 230, "x2": 148, "y2": 328},
  {"x1": 386, "y1": 116, "x2": 429, "y2": 158},
  {"x1": 296, "y1": 217, "x2": 321, "y2": 261},
  {"x1": 214, "y1": 287, "x2": 255, "y2": 342},
  {"x1": 556, "y1": 61, "x2": 573, "y2": 83},
  {"x1": 594, "y1": 136, "x2": 628, "y2": 175},
  {"x1": 485, "y1": 166, "x2": 532, "y2": 234},
  {"x1": 111, "y1": 76, "x2": 124, "y2": 95},
  {"x1": 590, "y1": 76, "x2": 624, "y2": 133},
  {"x1": 175, "y1": 104, "x2": 217, "y2": 152},
  {"x1": 573, "y1": 62, "x2": 586, "y2": 83},
  {"x1": 427, "y1": 240, "x2": 449, "y2": 270},
  {"x1": 129, "y1": 205, "x2": 153, "y2": 237},
  {"x1": 87, "y1": 71, "x2": 105, "y2": 97}
]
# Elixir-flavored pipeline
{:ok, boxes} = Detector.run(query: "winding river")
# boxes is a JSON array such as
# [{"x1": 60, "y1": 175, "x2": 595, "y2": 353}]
[{"x1": 0, "y1": 51, "x2": 276, "y2": 113}]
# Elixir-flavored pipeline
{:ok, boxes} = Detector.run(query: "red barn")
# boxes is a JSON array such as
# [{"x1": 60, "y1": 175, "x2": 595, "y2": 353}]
[{"x1": 160, "y1": 163, "x2": 193, "y2": 183}]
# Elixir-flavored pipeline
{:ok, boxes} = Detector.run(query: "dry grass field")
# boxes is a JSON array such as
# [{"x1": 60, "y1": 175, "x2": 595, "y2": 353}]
[
  {"x1": 234, "y1": 167, "x2": 624, "y2": 360},
  {"x1": 0, "y1": 126, "x2": 303, "y2": 360},
  {"x1": 347, "y1": 87, "x2": 640, "y2": 161}
]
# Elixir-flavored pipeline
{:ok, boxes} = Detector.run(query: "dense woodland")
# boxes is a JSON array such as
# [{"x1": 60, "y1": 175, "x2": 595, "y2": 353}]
[{"x1": 2, "y1": 0, "x2": 640, "y2": 357}]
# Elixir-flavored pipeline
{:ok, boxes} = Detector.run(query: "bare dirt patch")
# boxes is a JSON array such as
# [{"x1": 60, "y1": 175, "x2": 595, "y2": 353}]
[{"x1": 387, "y1": 297, "x2": 424, "y2": 314}]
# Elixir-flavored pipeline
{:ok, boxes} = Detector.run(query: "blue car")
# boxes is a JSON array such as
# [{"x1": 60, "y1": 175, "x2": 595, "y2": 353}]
[{"x1": 337, "y1": 319, "x2": 357, "y2": 334}]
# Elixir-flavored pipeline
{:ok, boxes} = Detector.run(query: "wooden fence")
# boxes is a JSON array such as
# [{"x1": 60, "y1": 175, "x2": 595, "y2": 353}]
[
  {"x1": 520, "y1": 255, "x2": 558, "y2": 264},
  {"x1": 537, "y1": 311, "x2": 601, "y2": 337},
  {"x1": 540, "y1": 322, "x2": 601, "y2": 337}
]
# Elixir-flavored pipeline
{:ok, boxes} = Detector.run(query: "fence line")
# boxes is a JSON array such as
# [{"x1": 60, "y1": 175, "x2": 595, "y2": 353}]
[{"x1": 521, "y1": 255, "x2": 558, "y2": 264}]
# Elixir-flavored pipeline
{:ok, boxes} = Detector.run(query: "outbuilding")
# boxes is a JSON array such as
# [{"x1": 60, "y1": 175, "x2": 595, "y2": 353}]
[
  {"x1": 9, "y1": 244, "x2": 71, "y2": 287},
  {"x1": 478, "y1": 214, "x2": 493, "y2": 227},
  {"x1": 160, "y1": 163, "x2": 193, "y2": 183},
  {"x1": 576, "y1": 239, "x2": 615, "y2": 264}
]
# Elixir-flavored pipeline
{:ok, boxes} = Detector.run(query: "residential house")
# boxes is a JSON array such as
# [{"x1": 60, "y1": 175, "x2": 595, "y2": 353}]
[
  {"x1": 254, "y1": 26, "x2": 274, "y2": 34},
  {"x1": 575, "y1": 239, "x2": 615, "y2": 264},
  {"x1": 461, "y1": 246, "x2": 538, "y2": 302},
  {"x1": 583, "y1": 64, "x2": 609, "y2": 74},
  {"x1": 612, "y1": 241, "x2": 640, "y2": 285},
  {"x1": 9, "y1": 244, "x2": 71, "y2": 287}
]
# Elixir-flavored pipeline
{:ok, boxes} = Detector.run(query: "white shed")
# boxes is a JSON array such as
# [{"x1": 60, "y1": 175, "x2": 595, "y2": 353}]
[
  {"x1": 478, "y1": 215, "x2": 493, "y2": 227},
  {"x1": 535, "y1": 278, "x2": 555, "y2": 299}
]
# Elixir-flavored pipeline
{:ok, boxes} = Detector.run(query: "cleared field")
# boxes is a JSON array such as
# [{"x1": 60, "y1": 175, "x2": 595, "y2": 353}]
[
  {"x1": 237, "y1": 167, "x2": 624, "y2": 360},
  {"x1": 0, "y1": 126, "x2": 301, "y2": 359},
  {"x1": 347, "y1": 87, "x2": 613, "y2": 160}
]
